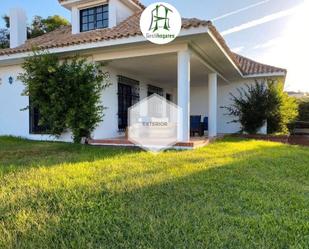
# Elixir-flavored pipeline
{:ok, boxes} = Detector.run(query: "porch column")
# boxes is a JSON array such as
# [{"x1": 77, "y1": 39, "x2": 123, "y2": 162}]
[
  {"x1": 177, "y1": 50, "x2": 190, "y2": 142},
  {"x1": 208, "y1": 73, "x2": 217, "y2": 137}
]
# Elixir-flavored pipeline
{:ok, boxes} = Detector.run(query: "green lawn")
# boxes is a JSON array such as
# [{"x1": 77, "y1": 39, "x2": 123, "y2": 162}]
[{"x1": 0, "y1": 136, "x2": 308, "y2": 249}]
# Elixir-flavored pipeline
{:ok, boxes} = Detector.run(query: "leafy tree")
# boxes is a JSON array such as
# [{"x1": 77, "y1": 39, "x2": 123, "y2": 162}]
[
  {"x1": 222, "y1": 81, "x2": 269, "y2": 134},
  {"x1": 2, "y1": 15, "x2": 9, "y2": 28},
  {"x1": 267, "y1": 81, "x2": 298, "y2": 134},
  {"x1": 0, "y1": 15, "x2": 69, "y2": 48},
  {"x1": 0, "y1": 15, "x2": 9, "y2": 49},
  {"x1": 29, "y1": 15, "x2": 69, "y2": 38},
  {"x1": 43, "y1": 15, "x2": 69, "y2": 33},
  {"x1": 19, "y1": 51, "x2": 110, "y2": 143},
  {"x1": 0, "y1": 28, "x2": 9, "y2": 49},
  {"x1": 28, "y1": 16, "x2": 46, "y2": 38}
]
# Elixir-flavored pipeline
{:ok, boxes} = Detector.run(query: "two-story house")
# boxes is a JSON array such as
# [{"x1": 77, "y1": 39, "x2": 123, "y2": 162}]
[{"x1": 0, "y1": 0, "x2": 286, "y2": 145}]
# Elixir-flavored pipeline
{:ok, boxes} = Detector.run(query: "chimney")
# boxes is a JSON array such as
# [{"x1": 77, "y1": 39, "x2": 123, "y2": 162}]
[{"x1": 10, "y1": 8, "x2": 27, "y2": 49}]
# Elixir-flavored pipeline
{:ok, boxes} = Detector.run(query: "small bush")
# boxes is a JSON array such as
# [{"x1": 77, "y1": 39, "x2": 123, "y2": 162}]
[
  {"x1": 267, "y1": 81, "x2": 298, "y2": 134},
  {"x1": 222, "y1": 81, "x2": 269, "y2": 134},
  {"x1": 222, "y1": 81, "x2": 299, "y2": 134}
]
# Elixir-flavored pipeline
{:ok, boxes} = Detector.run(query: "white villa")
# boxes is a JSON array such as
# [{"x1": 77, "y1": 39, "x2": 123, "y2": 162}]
[{"x1": 0, "y1": 0, "x2": 287, "y2": 145}]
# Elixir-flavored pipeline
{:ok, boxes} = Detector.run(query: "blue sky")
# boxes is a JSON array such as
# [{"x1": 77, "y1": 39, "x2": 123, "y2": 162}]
[{"x1": 0, "y1": 0, "x2": 307, "y2": 91}]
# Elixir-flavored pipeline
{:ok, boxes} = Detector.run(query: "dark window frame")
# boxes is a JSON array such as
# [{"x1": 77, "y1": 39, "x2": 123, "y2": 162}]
[
  {"x1": 147, "y1": 85, "x2": 164, "y2": 97},
  {"x1": 147, "y1": 85, "x2": 164, "y2": 118},
  {"x1": 117, "y1": 76, "x2": 140, "y2": 132},
  {"x1": 29, "y1": 98, "x2": 50, "y2": 135},
  {"x1": 80, "y1": 4, "x2": 109, "y2": 32},
  {"x1": 166, "y1": 93, "x2": 172, "y2": 101}
]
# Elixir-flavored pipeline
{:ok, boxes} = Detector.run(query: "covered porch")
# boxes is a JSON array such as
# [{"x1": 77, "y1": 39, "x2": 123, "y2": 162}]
[{"x1": 90, "y1": 40, "x2": 242, "y2": 146}]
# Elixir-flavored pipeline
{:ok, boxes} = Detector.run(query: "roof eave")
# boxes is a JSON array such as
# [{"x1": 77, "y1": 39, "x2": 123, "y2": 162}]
[
  {"x1": 0, "y1": 24, "x2": 288, "y2": 80},
  {"x1": 0, "y1": 26, "x2": 209, "y2": 64},
  {"x1": 59, "y1": 0, "x2": 143, "y2": 10},
  {"x1": 207, "y1": 31, "x2": 243, "y2": 78},
  {"x1": 243, "y1": 72, "x2": 287, "y2": 78}
]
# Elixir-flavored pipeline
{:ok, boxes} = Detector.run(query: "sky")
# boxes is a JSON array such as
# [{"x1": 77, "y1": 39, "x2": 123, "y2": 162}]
[{"x1": 0, "y1": 0, "x2": 308, "y2": 92}]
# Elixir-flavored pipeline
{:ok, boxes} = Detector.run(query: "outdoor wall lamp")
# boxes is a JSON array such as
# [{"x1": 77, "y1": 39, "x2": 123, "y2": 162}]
[{"x1": 9, "y1": 76, "x2": 13, "y2": 84}]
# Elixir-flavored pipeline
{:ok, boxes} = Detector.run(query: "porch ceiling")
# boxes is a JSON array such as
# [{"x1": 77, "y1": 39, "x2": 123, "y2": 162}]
[{"x1": 107, "y1": 53, "x2": 226, "y2": 87}]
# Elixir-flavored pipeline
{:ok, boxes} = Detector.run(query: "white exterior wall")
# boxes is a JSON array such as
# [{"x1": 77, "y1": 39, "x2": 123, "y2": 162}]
[
  {"x1": 217, "y1": 80, "x2": 252, "y2": 134},
  {"x1": 92, "y1": 67, "x2": 119, "y2": 139},
  {"x1": 218, "y1": 80, "x2": 267, "y2": 134},
  {"x1": 114, "y1": 0, "x2": 134, "y2": 25},
  {"x1": 109, "y1": 0, "x2": 135, "y2": 28},
  {"x1": 0, "y1": 65, "x2": 72, "y2": 141}
]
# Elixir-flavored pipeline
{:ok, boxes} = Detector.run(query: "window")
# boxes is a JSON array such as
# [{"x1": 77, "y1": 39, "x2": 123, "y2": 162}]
[
  {"x1": 80, "y1": 5, "x2": 108, "y2": 32},
  {"x1": 118, "y1": 76, "x2": 140, "y2": 131},
  {"x1": 29, "y1": 98, "x2": 49, "y2": 134},
  {"x1": 148, "y1": 85, "x2": 163, "y2": 97},
  {"x1": 147, "y1": 85, "x2": 164, "y2": 118}
]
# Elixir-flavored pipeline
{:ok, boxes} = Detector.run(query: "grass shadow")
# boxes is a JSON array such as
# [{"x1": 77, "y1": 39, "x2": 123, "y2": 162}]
[{"x1": 0, "y1": 136, "x2": 141, "y2": 175}]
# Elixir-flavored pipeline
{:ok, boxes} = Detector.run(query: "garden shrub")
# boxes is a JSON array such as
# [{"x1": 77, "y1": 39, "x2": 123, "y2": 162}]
[
  {"x1": 267, "y1": 81, "x2": 298, "y2": 134},
  {"x1": 223, "y1": 80, "x2": 298, "y2": 134},
  {"x1": 19, "y1": 51, "x2": 110, "y2": 143},
  {"x1": 298, "y1": 98, "x2": 309, "y2": 121},
  {"x1": 222, "y1": 81, "x2": 269, "y2": 134}
]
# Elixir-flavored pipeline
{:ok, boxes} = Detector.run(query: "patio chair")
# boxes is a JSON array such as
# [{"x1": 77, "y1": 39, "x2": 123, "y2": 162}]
[{"x1": 190, "y1": 115, "x2": 202, "y2": 136}]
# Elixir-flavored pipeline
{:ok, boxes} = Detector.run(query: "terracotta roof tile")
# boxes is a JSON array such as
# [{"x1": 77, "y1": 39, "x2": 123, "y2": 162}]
[
  {"x1": 0, "y1": 12, "x2": 209, "y2": 56},
  {"x1": 0, "y1": 10, "x2": 286, "y2": 77},
  {"x1": 233, "y1": 53, "x2": 286, "y2": 76}
]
